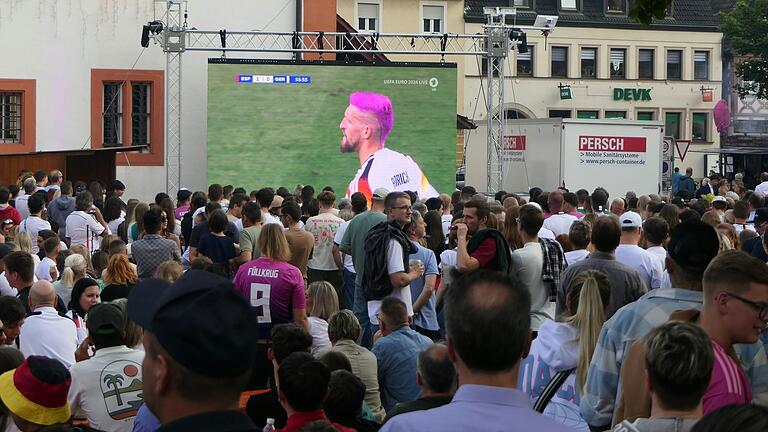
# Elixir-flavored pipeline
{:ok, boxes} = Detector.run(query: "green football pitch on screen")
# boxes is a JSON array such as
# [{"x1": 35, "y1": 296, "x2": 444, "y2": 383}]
[{"x1": 207, "y1": 60, "x2": 457, "y2": 196}]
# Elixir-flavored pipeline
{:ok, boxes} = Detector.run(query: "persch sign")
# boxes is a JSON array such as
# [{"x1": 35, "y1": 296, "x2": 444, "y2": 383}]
[{"x1": 613, "y1": 88, "x2": 652, "y2": 101}]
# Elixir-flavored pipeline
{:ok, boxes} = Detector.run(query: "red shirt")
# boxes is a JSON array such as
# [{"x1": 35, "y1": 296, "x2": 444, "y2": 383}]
[
  {"x1": 0, "y1": 205, "x2": 21, "y2": 226},
  {"x1": 470, "y1": 237, "x2": 498, "y2": 270},
  {"x1": 279, "y1": 410, "x2": 355, "y2": 432}
]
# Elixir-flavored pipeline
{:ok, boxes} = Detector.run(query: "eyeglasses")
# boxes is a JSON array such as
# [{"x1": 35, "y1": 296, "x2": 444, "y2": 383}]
[
  {"x1": 160, "y1": 216, "x2": 168, "y2": 222},
  {"x1": 726, "y1": 292, "x2": 768, "y2": 321}
]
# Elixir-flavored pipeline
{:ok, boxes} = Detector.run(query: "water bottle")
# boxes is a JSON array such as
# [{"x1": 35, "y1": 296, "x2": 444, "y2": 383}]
[{"x1": 263, "y1": 418, "x2": 275, "y2": 432}]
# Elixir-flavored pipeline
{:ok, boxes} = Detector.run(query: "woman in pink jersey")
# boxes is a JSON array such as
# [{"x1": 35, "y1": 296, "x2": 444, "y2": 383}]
[{"x1": 233, "y1": 224, "x2": 309, "y2": 388}]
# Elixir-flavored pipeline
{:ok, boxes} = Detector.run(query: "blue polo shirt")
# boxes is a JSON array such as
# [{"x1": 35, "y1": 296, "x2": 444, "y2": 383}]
[{"x1": 372, "y1": 326, "x2": 432, "y2": 410}]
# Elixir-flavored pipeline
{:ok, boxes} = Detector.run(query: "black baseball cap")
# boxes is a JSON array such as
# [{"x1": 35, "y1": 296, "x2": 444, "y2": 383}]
[
  {"x1": 127, "y1": 270, "x2": 258, "y2": 378},
  {"x1": 667, "y1": 220, "x2": 719, "y2": 273},
  {"x1": 108, "y1": 180, "x2": 126, "y2": 191},
  {"x1": 86, "y1": 303, "x2": 124, "y2": 335}
]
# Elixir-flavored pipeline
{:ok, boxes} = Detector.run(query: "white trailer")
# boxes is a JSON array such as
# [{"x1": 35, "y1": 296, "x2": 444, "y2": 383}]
[{"x1": 465, "y1": 118, "x2": 665, "y2": 196}]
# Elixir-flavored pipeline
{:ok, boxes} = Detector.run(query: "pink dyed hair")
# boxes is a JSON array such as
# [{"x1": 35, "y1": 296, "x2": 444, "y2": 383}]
[{"x1": 349, "y1": 92, "x2": 394, "y2": 143}]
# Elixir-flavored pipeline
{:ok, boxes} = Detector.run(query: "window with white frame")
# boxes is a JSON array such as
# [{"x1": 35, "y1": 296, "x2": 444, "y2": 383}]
[
  {"x1": 358, "y1": 2, "x2": 379, "y2": 31},
  {"x1": 581, "y1": 48, "x2": 597, "y2": 78},
  {"x1": 610, "y1": 48, "x2": 626, "y2": 79},
  {"x1": 638, "y1": 49, "x2": 654, "y2": 79},
  {"x1": 422, "y1": 5, "x2": 444, "y2": 33},
  {"x1": 667, "y1": 50, "x2": 682, "y2": 80},
  {"x1": 517, "y1": 47, "x2": 534, "y2": 76},
  {"x1": 551, "y1": 47, "x2": 568, "y2": 78},
  {"x1": 560, "y1": 0, "x2": 578, "y2": 10},
  {"x1": 694, "y1": 51, "x2": 709, "y2": 80}
]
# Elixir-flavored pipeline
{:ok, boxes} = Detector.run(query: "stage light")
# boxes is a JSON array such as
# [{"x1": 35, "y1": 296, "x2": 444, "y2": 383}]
[
  {"x1": 141, "y1": 25, "x2": 151, "y2": 47},
  {"x1": 509, "y1": 29, "x2": 528, "y2": 53},
  {"x1": 140, "y1": 21, "x2": 164, "y2": 48}
]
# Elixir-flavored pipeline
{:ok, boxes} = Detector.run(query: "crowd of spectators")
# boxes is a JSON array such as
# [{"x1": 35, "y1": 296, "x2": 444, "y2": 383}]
[{"x1": 0, "y1": 167, "x2": 765, "y2": 432}]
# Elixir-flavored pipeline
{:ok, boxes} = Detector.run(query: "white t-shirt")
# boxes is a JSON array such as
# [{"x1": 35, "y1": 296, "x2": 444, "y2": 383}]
[
  {"x1": 756, "y1": 181, "x2": 768, "y2": 196},
  {"x1": 367, "y1": 238, "x2": 414, "y2": 324},
  {"x1": 440, "y1": 249, "x2": 457, "y2": 268},
  {"x1": 0, "y1": 272, "x2": 17, "y2": 296},
  {"x1": 538, "y1": 227, "x2": 556, "y2": 240},
  {"x1": 262, "y1": 212, "x2": 283, "y2": 227},
  {"x1": 734, "y1": 223, "x2": 756, "y2": 235},
  {"x1": 66, "y1": 211, "x2": 108, "y2": 254},
  {"x1": 615, "y1": 244, "x2": 663, "y2": 290},
  {"x1": 543, "y1": 213, "x2": 578, "y2": 237},
  {"x1": 19, "y1": 307, "x2": 78, "y2": 368},
  {"x1": 36, "y1": 256, "x2": 59, "y2": 282},
  {"x1": 306, "y1": 213, "x2": 345, "y2": 271},
  {"x1": 646, "y1": 246, "x2": 667, "y2": 269},
  {"x1": 14, "y1": 195, "x2": 30, "y2": 221},
  {"x1": 308, "y1": 316, "x2": 332, "y2": 356},
  {"x1": 346, "y1": 148, "x2": 439, "y2": 202},
  {"x1": 512, "y1": 242, "x2": 555, "y2": 331},
  {"x1": 441, "y1": 214, "x2": 452, "y2": 240},
  {"x1": 68, "y1": 345, "x2": 145, "y2": 432},
  {"x1": 107, "y1": 217, "x2": 125, "y2": 236},
  {"x1": 564, "y1": 249, "x2": 589, "y2": 265},
  {"x1": 333, "y1": 221, "x2": 355, "y2": 272},
  {"x1": 18, "y1": 216, "x2": 52, "y2": 254}
]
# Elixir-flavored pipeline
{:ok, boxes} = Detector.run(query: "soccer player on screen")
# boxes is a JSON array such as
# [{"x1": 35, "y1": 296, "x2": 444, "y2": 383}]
[{"x1": 340, "y1": 92, "x2": 439, "y2": 203}]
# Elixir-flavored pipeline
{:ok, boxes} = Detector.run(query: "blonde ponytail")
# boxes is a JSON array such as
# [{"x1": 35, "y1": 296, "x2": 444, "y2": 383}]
[
  {"x1": 565, "y1": 270, "x2": 611, "y2": 393},
  {"x1": 62, "y1": 254, "x2": 87, "y2": 288}
]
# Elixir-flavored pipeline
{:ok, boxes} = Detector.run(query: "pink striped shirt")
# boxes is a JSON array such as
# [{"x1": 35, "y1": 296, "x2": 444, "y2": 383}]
[{"x1": 703, "y1": 340, "x2": 752, "y2": 414}]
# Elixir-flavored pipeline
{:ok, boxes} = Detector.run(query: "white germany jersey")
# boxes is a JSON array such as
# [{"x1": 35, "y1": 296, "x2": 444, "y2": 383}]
[{"x1": 345, "y1": 148, "x2": 439, "y2": 203}]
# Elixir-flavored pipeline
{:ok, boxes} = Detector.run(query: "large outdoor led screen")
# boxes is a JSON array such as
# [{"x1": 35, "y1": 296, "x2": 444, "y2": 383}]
[{"x1": 207, "y1": 59, "x2": 457, "y2": 199}]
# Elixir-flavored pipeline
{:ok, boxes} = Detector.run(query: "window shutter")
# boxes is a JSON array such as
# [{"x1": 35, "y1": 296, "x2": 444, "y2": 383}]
[
  {"x1": 581, "y1": 48, "x2": 596, "y2": 60},
  {"x1": 358, "y1": 3, "x2": 378, "y2": 19}
]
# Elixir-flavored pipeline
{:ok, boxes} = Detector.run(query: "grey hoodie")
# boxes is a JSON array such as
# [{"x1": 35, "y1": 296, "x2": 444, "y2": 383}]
[{"x1": 47, "y1": 195, "x2": 76, "y2": 237}]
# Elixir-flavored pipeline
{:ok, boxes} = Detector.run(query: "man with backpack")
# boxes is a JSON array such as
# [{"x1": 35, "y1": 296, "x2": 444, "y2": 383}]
[{"x1": 363, "y1": 191, "x2": 423, "y2": 334}]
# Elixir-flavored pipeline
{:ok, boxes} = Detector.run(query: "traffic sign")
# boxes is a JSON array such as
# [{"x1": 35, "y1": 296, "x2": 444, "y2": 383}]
[{"x1": 675, "y1": 140, "x2": 691, "y2": 162}]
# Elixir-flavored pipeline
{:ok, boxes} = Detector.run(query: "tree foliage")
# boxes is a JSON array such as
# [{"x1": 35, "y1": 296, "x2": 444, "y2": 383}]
[
  {"x1": 720, "y1": 0, "x2": 768, "y2": 99},
  {"x1": 629, "y1": 0, "x2": 674, "y2": 25}
]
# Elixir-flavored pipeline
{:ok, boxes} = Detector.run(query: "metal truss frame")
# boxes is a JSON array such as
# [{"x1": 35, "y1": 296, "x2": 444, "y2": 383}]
[{"x1": 153, "y1": 2, "x2": 551, "y2": 194}]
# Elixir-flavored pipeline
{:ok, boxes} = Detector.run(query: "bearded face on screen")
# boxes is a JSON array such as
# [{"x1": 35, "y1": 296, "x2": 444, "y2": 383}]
[{"x1": 339, "y1": 105, "x2": 381, "y2": 153}]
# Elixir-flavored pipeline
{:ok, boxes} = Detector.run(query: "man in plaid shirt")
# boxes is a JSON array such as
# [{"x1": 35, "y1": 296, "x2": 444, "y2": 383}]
[{"x1": 580, "y1": 221, "x2": 768, "y2": 429}]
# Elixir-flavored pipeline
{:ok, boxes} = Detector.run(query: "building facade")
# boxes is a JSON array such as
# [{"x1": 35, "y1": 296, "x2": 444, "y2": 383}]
[
  {"x1": 712, "y1": 0, "x2": 768, "y2": 188},
  {"x1": 0, "y1": 0, "x2": 298, "y2": 201},
  {"x1": 464, "y1": 0, "x2": 723, "y2": 179}
]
